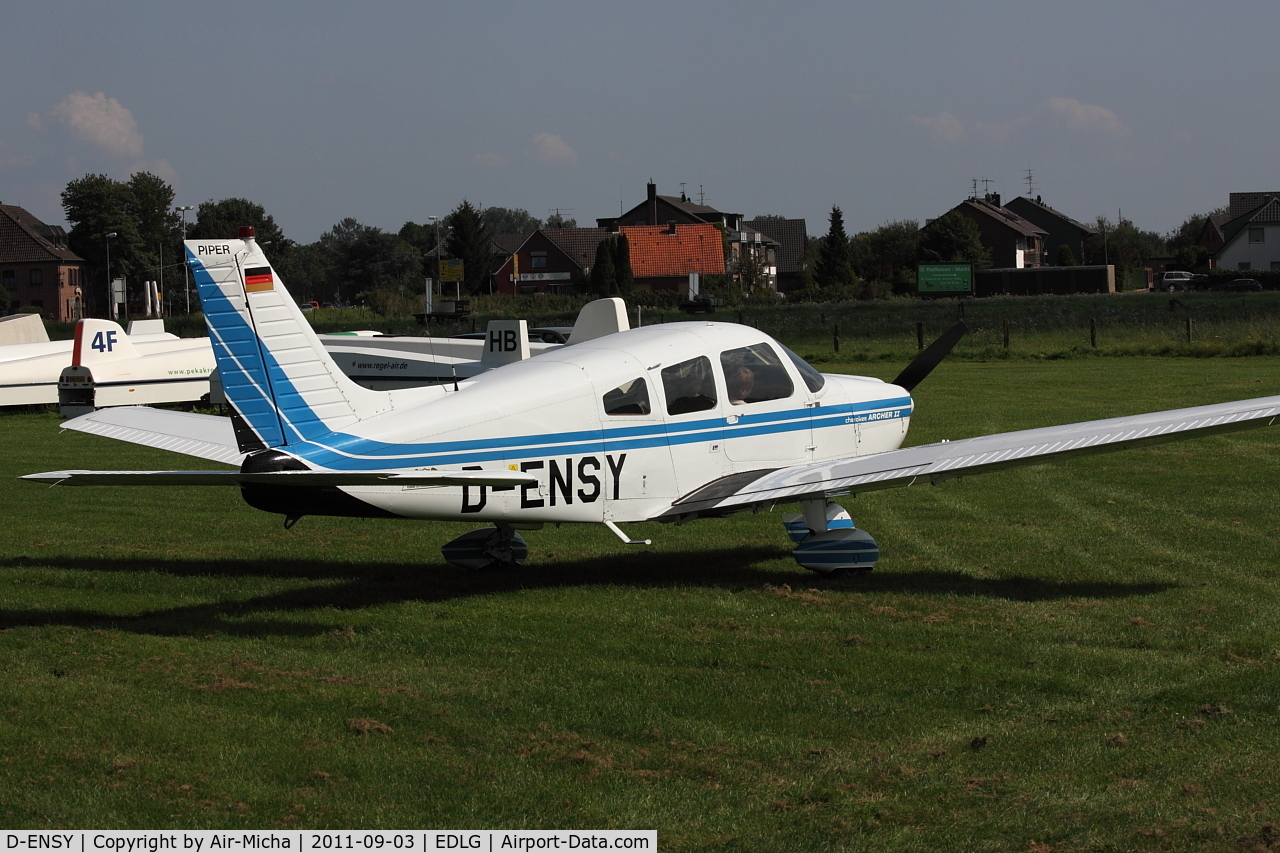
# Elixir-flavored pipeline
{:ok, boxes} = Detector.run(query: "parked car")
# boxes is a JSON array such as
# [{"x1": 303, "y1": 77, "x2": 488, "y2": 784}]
[
  {"x1": 1216, "y1": 278, "x2": 1263, "y2": 292},
  {"x1": 300, "y1": 301, "x2": 320, "y2": 312},
  {"x1": 1159, "y1": 271, "x2": 1195, "y2": 292},
  {"x1": 528, "y1": 327, "x2": 573, "y2": 344}
]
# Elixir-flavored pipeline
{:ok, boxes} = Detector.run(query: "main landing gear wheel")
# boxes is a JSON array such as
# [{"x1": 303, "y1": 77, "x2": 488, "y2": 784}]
[{"x1": 440, "y1": 523, "x2": 529, "y2": 571}]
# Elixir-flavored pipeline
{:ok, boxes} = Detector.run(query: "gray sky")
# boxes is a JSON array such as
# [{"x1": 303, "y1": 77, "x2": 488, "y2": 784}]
[{"x1": 3, "y1": 1, "x2": 1274, "y2": 243}]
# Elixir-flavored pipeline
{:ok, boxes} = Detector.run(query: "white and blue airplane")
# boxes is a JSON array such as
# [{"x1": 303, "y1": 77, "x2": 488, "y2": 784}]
[{"x1": 23, "y1": 228, "x2": 1280, "y2": 574}]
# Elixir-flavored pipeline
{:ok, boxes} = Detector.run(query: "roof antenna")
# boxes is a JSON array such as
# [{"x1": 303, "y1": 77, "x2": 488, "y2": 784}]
[{"x1": 1024, "y1": 168, "x2": 1037, "y2": 198}]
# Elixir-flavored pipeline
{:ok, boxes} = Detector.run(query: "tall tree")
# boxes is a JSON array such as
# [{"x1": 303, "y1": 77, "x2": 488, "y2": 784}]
[
  {"x1": 813, "y1": 206, "x2": 856, "y2": 292},
  {"x1": 544, "y1": 211, "x2": 577, "y2": 230},
  {"x1": 189, "y1": 198, "x2": 286, "y2": 246},
  {"x1": 613, "y1": 233, "x2": 634, "y2": 295},
  {"x1": 398, "y1": 221, "x2": 439, "y2": 256},
  {"x1": 590, "y1": 237, "x2": 617, "y2": 296},
  {"x1": 481, "y1": 206, "x2": 541, "y2": 236},
  {"x1": 918, "y1": 212, "x2": 991, "y2": 268},
  {"x1": 313, "y1": 218, "x2": 422, "y2": 305},
  {"x1": 851, "y1": 219, "x2": 921, "y2": 295},
  {"x1": 62, "y1": 172, "x2": 180, "y2": 315},
  {"x1": 445, "y1": 200, "x2": 494, "y2": 295}
]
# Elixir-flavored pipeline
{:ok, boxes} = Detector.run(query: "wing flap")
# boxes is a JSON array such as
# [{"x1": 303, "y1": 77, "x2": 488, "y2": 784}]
[
  {"x1": 22, "y1": 469, "x2": 540, "y2": 488},
  {"x1": 61, "y1": 406, "x2": 245, "y2": 465},
  {"x1": 658, "y1": 394, "x2": 1280, "y2": 517}
]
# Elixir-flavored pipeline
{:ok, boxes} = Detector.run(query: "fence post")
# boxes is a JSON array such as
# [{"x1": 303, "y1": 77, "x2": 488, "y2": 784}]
[
  {"x1": 1002, "y1": 319, "x2": 1009, "y2": 349},
  {"x1": 1186, "y1": 317, "x2": 1193, "y2": 344},
  {"x1": 834, "y1": 322, "x2": 840, "y2": 354},
  {"x1": 916, "y1": 321, "x2": 924, "y2": 350},
  {"x1": 1090, "y1": 317, "x2": 1097, "y2": 348}
]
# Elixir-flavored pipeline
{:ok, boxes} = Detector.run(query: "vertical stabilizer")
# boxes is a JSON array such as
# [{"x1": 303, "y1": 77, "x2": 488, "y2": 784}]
[
  {"x1": 570, "y1": 297, "x2": 630, "y2": 343},
  {"x1": 186, "y1": 230, "x2": 396, "y2": 449},
  {"x1": 71, "y1": 319, "x2": 138, "y2": 366}
]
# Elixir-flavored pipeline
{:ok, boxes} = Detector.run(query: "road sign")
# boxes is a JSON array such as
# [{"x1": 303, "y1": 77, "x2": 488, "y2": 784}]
[{"x1": 440, "y1": 259, "x2": 465, "y2": 283}]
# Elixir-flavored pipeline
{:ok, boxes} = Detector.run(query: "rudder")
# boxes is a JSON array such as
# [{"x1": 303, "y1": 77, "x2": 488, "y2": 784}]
[{"x1": 186, "y1": 229, "x2": 394, "y2": 450}]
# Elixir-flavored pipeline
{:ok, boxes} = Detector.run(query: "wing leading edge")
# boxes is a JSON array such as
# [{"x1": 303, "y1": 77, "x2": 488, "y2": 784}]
[{"x1": 659, "y1": 394, "x2": 1280, "y2": 519}]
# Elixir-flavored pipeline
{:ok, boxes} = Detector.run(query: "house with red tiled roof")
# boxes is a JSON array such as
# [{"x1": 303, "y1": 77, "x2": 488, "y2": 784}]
[
  {"x1": 0, "y1": 204, "x2": 86, "y2": 322},
  {"x1": 598, "y1": 181, "x2": 781, "y2": 291},
  {"x1": 619, "y1": 222, "x2": 726, "y2": 293}
]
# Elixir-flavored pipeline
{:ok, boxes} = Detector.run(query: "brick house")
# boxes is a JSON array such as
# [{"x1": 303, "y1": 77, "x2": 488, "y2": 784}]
[
  {"x1": 492, "y1": 228, "x2": 612, "y2": 295},
  {"x1": 931, "y1": 194, "x2": 1048, "y2": 269},
  {"x1": 1003, "y1": 196, "x2": 1096, "y2": 266},
  {"x1": 747, "y1": 217, "x2": 808, "y2": 292},
  {"x1": 0, "y1": 204, "x2": 86, "y2": 322}
]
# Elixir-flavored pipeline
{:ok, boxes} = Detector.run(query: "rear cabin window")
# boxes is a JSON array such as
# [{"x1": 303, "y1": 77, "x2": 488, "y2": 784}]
[
  {"x1": 661, "y1": 356, "x2": 717, "y2": 415},
  {"x1": 603, "y1": 377, "x2": 651, "y2": 416},
  {"x1": 720, "y1": 343, "x2": 794, "y2": 405}
]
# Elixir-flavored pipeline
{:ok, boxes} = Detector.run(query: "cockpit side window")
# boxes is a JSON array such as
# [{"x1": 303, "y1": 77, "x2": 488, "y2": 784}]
[
  {"x1": 778, "y1": 342, "x2": 826, "y2": 393},
  {"x1": 661, "y1": 356, "x2": 717, "y2": 415},
  {"x1": 603, "y1": 377, "x2": 651, "y2": 416},
  {"x1": 720, "y1": 343, "x2": 794, "y2": 405}
]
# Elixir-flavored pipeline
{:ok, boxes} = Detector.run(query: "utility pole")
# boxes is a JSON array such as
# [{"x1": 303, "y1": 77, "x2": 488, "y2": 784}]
[{"x1": 176, "y1": 205, "x2": 194, "y2": 313}]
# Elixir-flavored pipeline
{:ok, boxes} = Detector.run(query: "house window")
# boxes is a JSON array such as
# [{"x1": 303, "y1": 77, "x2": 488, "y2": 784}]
[
  {"x1": 1239, "y1": 262, "x2": 1252, "y2": 270},
  {"x1": 1, "y1": 270, "x2": 13, "y2": 288},
  {"x1": 1271, "y1": 261, "x2": 1280, "y2": 270},
  {"x1": 30, "y1": 269, "x2": 43, "y2": 286},
  {"x1": 530, "y1": 251, "x2": 547, "y2": 270},
  {"x1": 1249, "y1": 227, "x2": 1265, "y2": 244}
]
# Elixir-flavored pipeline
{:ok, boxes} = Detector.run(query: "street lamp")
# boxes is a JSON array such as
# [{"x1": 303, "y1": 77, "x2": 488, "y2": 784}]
[
  {"x1": 176, "y1": 205, "x2": 194, "y2": 313},
  {"x1": 428, "y1": 214, "x2": 440, "y2": 289},
  {"x1": 104, "y1": 231, "x2": 118, "y2": 319}
]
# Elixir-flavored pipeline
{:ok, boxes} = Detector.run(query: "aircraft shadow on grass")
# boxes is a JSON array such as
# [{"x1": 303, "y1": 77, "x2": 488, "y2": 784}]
[{"x1": 0, "y1": 548, "x2": 1178, "y2": 638}]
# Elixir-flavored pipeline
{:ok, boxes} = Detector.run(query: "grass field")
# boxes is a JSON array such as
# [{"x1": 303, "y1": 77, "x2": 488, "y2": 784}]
[{"x1": 2, "y1": 356, "x2": 1280, "y2": 849}]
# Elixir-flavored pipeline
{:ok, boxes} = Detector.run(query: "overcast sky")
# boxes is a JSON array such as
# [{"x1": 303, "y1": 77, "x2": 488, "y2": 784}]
[{"x1": 2, "y1": 1, "x2": 1275, "y2": 243}]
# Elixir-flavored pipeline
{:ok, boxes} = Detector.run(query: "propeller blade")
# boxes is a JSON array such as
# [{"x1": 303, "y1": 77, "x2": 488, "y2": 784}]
[{"x1": 891, "y1": 321, "x2": 967, "y2": 392}]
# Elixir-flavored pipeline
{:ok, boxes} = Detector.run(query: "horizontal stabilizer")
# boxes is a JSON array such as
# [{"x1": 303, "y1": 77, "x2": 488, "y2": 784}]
[
  {"x1": 61, "y1": 406, "x2": 245, "y2": 465},
  {"x1": 22, "y1": 468, "x2": 540, "y2": 488}
]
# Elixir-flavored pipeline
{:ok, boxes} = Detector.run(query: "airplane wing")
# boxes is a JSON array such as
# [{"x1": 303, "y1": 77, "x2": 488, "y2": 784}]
[
  {"x1": 659, "y1": 394, "x2": 1280, "y2": 519},
  {"x1": 60, "y1": 406, "x2": 245, "y2": 465},
  {"x1": 22, "y1": 469, "x2": 539, "y2": 488}
]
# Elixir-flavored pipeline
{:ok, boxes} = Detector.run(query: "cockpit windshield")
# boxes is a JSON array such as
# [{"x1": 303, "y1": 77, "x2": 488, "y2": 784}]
[{"x1": 777, "y1": 343, "x2": 826, "y2": 393}]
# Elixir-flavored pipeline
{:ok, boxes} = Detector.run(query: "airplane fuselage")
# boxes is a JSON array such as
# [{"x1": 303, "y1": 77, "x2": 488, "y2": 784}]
[{"x1": 260, "y1": 322, "x2": 914, "y2": 526}]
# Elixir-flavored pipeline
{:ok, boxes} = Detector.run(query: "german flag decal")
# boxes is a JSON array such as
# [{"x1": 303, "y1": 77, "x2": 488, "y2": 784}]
[{"x1": 244, "y1": 266, "x2": 274, "y2": 292}]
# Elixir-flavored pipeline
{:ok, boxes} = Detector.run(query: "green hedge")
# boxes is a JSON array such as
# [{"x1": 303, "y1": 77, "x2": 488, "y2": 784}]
[{"x1": 1205, "y1": 269, "x2": 1280, "y2": 289}]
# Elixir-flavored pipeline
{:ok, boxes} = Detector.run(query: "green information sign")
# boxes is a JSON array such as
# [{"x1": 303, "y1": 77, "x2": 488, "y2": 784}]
[{"x1": 917, "y1": 263, "x2": 973, "y2": 294}]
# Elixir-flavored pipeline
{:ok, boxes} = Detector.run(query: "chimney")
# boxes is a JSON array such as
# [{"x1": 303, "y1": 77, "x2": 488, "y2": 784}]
[
  {"x1": 647, "y1": 180, "x2": 657, "y2": 226},
  {"x1": 667, "y1": 220, "x2": 677, "y2": 235}
]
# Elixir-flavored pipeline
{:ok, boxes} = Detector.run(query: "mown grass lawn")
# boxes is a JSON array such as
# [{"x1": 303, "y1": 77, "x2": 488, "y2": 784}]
[{"x1": 1, "y1": 357, "x2": 1279, "y2": 851}]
